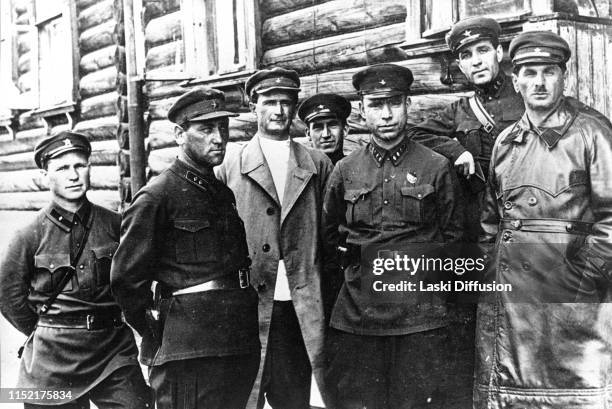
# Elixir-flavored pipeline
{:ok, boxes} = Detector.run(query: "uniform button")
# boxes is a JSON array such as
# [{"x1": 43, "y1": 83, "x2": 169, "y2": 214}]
[
  {"x1": 262, "y1": 244, "x2": 271, "y2": 252},
  {"x1": 503, "y1": 231, "x2": 512, "y2": 241},
  {"x1": 257, "y1": 282, "x2": 266, "y2": 292},
  {"x1": 566, "y1": 223, "x2": 574, "y2": 232},
  {"x1": 384, "y1": 178, "x2": 389, "y2": 183},
  {"x1": 383, "y1": 200, "x2": 389, "y2": 205},
  {"x1": 528, "y1": 197, "x2": 537, "y2": 206},
  {"x1": 521, "y1": 261, "x2": 531, "y2": 271},
  {"x1": 49, "y1": 264, "x2": 55, "y2": 268},
  {"x1": 503, "y1": 201, "x2": 513, "y2": 210},
  {"x1": 417, "y1": 194, "x2": 422, "y2": 199},
  {"x1": 79, "y1": 264, "x2": 85, "y2": 269},
  {"x1": 500, "y1": 263, "x2": 508, "y2": 271},
  {"x1": 490, "y1": 114, "x2": 495, "y2": 118},
  {"x1": 74, "y1": 221, "x2": 78, "y2": 225},
  {"x1": 511, "y1": 220, "x2": 522, "y2": 229},
  {"x1": 266, "y1": 207, "x2": 275, "y2": 215},
  {"x1": 58, "y1": 216, "x2": 63, "y2": 221},
  {"x1": 76, "y1": 243, "x2": 80, "y2": 247}
]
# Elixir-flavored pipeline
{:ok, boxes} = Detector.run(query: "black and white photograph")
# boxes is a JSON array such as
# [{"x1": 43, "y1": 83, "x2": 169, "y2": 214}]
[{"x1": 0, "y1": 0, "x2": 612, "y2": 408}]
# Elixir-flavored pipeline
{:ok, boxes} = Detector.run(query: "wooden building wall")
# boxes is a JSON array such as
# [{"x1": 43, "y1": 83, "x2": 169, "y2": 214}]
[{"x1": 0, "y1": 0, "x2": 122, "y2": 210}]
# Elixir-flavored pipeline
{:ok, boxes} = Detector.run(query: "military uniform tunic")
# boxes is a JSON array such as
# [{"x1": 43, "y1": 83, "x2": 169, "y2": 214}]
[
  {"x1": 323, "y1": 136, "x2": 464, "y2": 335},
  {"x1": 0, "y1": 200, "x2": 140, "y2": 404},
  {"x1": 111, "y1": 158, "x2": 259, "y2": 366}
]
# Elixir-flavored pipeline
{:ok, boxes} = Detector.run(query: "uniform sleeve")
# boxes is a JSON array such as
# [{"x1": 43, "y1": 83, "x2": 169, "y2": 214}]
[
  {"x1": 435, "y1": 161, "x2": 464, "y2": 244},
  {"x1": 0, "y1": 228, "x2": 38, "y2": 335},
  {"x1": 576, "y1": 120, "x2": 612, "y2": 280},
  {"x1": 110, "y1": 191, "x2": 163, "y2": 336},
  {"x1": 479, "y1": 143, "x2": 501, "y2": 260},
  {"x1": 407, "y1": 103, "x2": 467, "y2": 163}
]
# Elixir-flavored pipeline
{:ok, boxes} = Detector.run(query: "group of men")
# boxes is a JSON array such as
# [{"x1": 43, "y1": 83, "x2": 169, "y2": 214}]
[{"x1": 1, "y1": 15, "x2": 612, "y2": 409}]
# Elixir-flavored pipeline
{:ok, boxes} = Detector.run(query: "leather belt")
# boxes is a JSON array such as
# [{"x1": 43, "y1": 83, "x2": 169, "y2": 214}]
[
  {"x1": 172, "y1": 268, "x2": 250, "y2": 296},
  {"x1": 38, "y1": 310, "x2": 124, "y2": 330},
  {"x1": 500, "y1": 218, "x2": 593, "y2": 234}
]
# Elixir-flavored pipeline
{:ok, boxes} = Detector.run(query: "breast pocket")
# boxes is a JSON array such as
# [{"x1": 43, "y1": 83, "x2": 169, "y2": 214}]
[
  {"x1": 399, "y1": 184, "x2": 436, "y2": 223},
  {"x1": 33, "y1": 253, "x2": 73, "y2": 294},
  {"x1": 92, "y1": 242, "x2": 119, "y2": 287},
  {"x1": 173, "y1": 218, "x2": 217, "y2": 264},
  {"x1": 344, "y1": 187, "x2": 375, "y2": 225}
]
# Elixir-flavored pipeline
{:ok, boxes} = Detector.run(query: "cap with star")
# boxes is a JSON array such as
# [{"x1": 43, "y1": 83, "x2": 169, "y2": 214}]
[
  {"x1": 352, "y1": 64, "x2": 413, "y2": 97},
  {"x1": 509, "y1": 31, "x2": 571, "y2": 66},
  {"x1": 167, "y1": 86, "x2": 238, "y2": 125},
  {"x1": 245, "y1": 67, "x2": 301, "y2": 99},
  {"x1": 34, "y1": 131, "x2": 92, "y2": 169},
  {"x1": 297, "y1": 93, "x2": 352, "y2": 124},
  {"x1": 446, "y1": 17, "x2": 501, "y2": 55}
]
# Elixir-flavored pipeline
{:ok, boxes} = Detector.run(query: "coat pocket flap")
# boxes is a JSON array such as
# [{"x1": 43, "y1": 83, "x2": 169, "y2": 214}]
[
  {"x1": 173, "y1": 219, "x2": 211, "y2": 232},
  {"x1": 400, "y1": 184, "x2": 435, "y2": 200},
  {"x1": 34, "y1": 253, "x2": 71, "y2": 272},
  {"x1": 457, "y1": 120, "x2": 483, "y2": 133},
  {"x1": 344, "y1": 187, "x2": 375, "y2": 204},
  {"x1": 92, "y1": 242, "x2": 119, "y2": 259}
]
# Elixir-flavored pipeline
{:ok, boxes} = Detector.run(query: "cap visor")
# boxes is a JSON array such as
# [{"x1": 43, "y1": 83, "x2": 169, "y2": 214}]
[
  {"x1": 305, "y1": 112, "x2": 338, "y2": 122},
  {"x1": 256, "y1": 86, "x2": 301, "y2": 95},
  {"x1": 360, "y1": 89, "x2": 405, "y2": 98},
  {"x1": 189, "y1": 111, "x2": 240, "y2": 121},
  {"x1": 513, "y1": 57, "x2": 562, "y2": 66}
]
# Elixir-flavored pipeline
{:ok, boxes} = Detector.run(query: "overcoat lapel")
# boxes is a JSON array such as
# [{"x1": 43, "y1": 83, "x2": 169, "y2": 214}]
[
  {"x1": 281, "y1": 141, "x2": 316, "y2": 225},
  {"x1": 240, "y1": 135, "x2": 280, "y2": 207}
]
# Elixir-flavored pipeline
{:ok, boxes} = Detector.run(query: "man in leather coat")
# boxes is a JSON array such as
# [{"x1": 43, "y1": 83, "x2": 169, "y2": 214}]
[{"x1": 476, "y1": 31, "x2": 612, "y2": 408}]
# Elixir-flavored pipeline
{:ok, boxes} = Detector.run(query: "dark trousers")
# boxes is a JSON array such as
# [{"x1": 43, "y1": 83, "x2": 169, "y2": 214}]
[
  {"x1": 149, "y1": 353, "x2": 259, "y2": 409},
  {"x1": 325, "y1": 323, "x2": 475, "y2": 409},
  {"x1": 24, "y1": 365, "x2": 151, "y2": 409},
  {"x1": 258, "y1": 301, "x2": 312, "y2": 409}
]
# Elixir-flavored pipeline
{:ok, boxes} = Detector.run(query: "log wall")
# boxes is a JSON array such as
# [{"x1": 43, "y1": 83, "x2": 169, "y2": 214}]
[{"x1": 0, "y1": 0, "x2": 122, "y2": 210}]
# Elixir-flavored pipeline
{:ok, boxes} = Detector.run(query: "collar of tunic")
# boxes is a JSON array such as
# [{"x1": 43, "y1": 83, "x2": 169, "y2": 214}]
[
  {"x1": 45, "y1": 200, "x2": 92, "y2": 232},
  {"x1": 368, "y1": 135, "x2": 411, "y2": 167}
]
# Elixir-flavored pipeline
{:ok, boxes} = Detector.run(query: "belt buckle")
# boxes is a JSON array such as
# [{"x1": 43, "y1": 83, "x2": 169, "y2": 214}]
[
  {"x1": 86, "y1": 314, "x2": 94, "y2": 330},
  {"x1": 238, "y1": 268, "x2": 250, "y2": 289},
  {"x1": 483, "y1": 122, "x2": 494, "y2": 134}
]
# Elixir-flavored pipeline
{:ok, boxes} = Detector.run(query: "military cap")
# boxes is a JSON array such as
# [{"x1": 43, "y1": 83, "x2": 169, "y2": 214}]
[
  {"x1": 352, "y1": 64, "x2": 413, "y2": 97},
  {"x1": 34, "y1": 131, "x2": 91, "y2": 168},
  {"x1": 446, "y1": 17, "x2": 501, "y2": 54},
  {"x1": 509, "y1": 31, "x2": 571, "y2": 66},
  {"x1": 297, "y1": 93, "x2": 352, "y2": 124},
  {"x1": 167, "y1": 86, "x2": 238, "y2": 125},
  {"x1": 245, "y1": 67, "x2": 300, "y2": 99}
]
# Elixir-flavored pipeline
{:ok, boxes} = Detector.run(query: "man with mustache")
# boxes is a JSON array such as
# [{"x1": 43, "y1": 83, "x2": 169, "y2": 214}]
[
  {"x1": 0, "y1": 131, "x2": 150, "y2": 408},
  {"x1": 298, "y1": 93, "x2": 352, "y2": 165},
  {"x1": 216, "y1": 68, "x2": 333, "y2": 409},
  {"x1": 111, "y1": 87, "x2": 260, "y2": 409},
  {"x1": 322, "y1": 63, "x2": 470, "y2": 409},
  {"x1": 475, "y1": 31, "x2": 612, "y2": 408}
]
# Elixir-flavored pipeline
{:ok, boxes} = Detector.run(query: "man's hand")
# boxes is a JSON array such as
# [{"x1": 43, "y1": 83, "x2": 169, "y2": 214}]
[{"x1": 454, "y1": 151, "x2": 475, "y2": 176}]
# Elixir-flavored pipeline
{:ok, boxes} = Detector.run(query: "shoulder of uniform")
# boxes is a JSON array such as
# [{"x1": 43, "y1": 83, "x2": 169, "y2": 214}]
[
  {"x1": 412, "y1": 141, "x2": 449, "y2": 164},
  {"x1": 569, "y1": 97, "x2": 612, "y2": 131}
]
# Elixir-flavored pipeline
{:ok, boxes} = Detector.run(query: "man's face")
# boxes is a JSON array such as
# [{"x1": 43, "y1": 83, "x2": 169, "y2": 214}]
[
  {"x1": 44, "y1": 151, "x2": 90, "y2": 205},
  {"x1": 360, "y1": 94, "x2": 410, "y2": 144},
  {"x1": 457, "y1": 40, "x2": 503, "y2": 86},
  {"x1": 513, "y1": 64, "x2": 565, "y2": 112},
  {"x1": 176, "y1": 118, "x2": 229, "y2": 167},
  {"x1": 307, "y1": 117, "x2": 347, "y2": 154},
  {"x1": 250, "y1": 90, "x2": 297, "y2": 137}
]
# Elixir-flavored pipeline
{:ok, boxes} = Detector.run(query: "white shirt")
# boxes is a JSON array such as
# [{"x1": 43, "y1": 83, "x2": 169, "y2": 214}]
[{"x1": 258, "y1": 135, "x2": 292, "y2": 301}]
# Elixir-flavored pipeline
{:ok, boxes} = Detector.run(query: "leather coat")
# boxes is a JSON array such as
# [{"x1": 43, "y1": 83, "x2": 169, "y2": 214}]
[{"x1": 476, "y1": 97, "x2": 612, "y2": 408}]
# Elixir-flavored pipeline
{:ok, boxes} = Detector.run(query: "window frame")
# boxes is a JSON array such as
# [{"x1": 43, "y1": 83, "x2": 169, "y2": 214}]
[
  {"x1": 180, "y1": 0, "x2": 259, "y2": 85},
  {"x1": 31, "y1": 0, "x2": 79, "y2": 117}
]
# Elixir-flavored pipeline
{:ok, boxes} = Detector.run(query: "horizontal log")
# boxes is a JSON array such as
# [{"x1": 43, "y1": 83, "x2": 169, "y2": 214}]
[
  {"x1": 17, "y1": 53, "x2": 30, "y2": 75},
  {"x1": 73, "y1": 116, "x2": 119, "y2": 140},
  {"x1": 145, "y1": 79, "x2": 185, "y2": 101},
  {"x1": 143, "y1": 0, "x2": 181, "y2": 24},
  {"x1": 0, "y1": 140, "x2": 118, "y2": 172},
  {"x1": 80, "y1": 45, "x2": 117, "y2": 74},
  {"x1": 77, "y1": 0, "x2": 101, "y2": 12},
  {"x1": 260, "y1": 0, "x2": 325, "y2": 19},
  {"x1": 80, "y1": 66, "x2": 118, "y2": 98},
  {"x1": 81, "y1": 92, "x2": 118, "y2": 120},
  {"x1": 263, "y1": 0, "x2": 406, "y2": 49},
  {"x1": 261, "y1": 23, "x2": 406, "y2": 74},
  {"x1": 80, "y1": 21, "x2": 116, "y2": 54},
  {"x1": 17, "y1": 33, "x2": 31, "y2": 55},
  {"x1": 146, "y1": 40, "x2": 184, "y2": 71},
  {"x1": 0, "y1": 166, "x2": 119, "y2": 193},
  {"x1": 0, "y1": 190, "x2": 120, "y2": 211},
  {"x1": 14, "y1": 0, "x2": 30, "y2": 14},
  {"x1": 145, "y1": 10, "x2": 182, "y2": 48},
  {"x1": 78, "y1": 0, "x2": 114, "y2": 31},
  {"x1": 17, "y1": 71, "x2": 34, "y2": 93}
]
